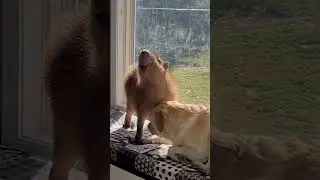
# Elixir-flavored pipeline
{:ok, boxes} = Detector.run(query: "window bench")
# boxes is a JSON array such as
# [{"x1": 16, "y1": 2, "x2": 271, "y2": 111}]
[{"x1": 110, "y1": 106, "x2": 210, "y2": 180}]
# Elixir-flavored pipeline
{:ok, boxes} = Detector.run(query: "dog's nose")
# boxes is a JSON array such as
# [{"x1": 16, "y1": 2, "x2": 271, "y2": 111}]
[{"x1": 140, "y1": 49, "x2": 150, "y2": 56}]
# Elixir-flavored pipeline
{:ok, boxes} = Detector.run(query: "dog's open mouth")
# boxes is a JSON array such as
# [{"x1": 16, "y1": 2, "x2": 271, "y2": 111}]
[{"x1": 139, "y1": 65, "x2": 147, "y2": 72}]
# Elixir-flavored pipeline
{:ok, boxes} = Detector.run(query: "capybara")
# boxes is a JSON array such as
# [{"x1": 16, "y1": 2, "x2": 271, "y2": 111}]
[{"x1": 123, "y1": 50, "x2": 178, "y2": 144}]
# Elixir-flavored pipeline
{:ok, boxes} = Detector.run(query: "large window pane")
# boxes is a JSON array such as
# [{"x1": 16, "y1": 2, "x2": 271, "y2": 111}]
[{"x1": 135, "y1": 0, "x2": 210, "y2": 106}]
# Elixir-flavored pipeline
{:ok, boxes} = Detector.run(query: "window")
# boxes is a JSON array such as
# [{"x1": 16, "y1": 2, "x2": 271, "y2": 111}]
[{"x1": 134, "y1": 0, "x2": 210, "y2": 107}]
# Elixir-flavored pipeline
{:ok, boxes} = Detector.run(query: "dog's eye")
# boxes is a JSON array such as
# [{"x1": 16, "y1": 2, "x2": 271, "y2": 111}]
[{"x1": 158, "y1": 59, "x2": 162, "y2": 64}]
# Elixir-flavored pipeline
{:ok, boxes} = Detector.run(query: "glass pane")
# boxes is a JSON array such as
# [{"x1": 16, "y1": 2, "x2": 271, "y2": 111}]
[{"x1": 135, "y1": 0, "x2": 210, "y2": 107}]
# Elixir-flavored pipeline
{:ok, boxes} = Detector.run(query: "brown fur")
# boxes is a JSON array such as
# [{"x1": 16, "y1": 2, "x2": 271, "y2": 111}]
[
  {"x1": 147, "y1": 101, "x2": 210, "y2": 174},
  {"x1": 45, "y1": 4, "x2": 108, "y2": 180},
  {"x1": 123, "y1": 50, "x2": 178, "y2": 144}
]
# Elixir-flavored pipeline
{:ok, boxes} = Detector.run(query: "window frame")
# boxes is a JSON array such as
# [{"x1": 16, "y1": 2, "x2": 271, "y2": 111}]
[{"x1": 110, "y1": 0, "x2": 136, "y2": 107}]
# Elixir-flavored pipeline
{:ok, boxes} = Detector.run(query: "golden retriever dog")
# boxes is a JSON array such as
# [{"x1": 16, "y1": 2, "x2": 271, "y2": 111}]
[{"x1": 146, "y1": 100, "x2": 210, "y2": 174}]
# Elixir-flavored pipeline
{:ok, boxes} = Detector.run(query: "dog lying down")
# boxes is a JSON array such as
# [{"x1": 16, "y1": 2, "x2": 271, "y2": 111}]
[{"x1": 145, "y1": 100, "x2": 210, "y2": 175}]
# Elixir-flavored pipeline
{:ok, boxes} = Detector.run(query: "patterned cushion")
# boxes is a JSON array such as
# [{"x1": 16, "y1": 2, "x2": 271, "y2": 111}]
[{"x1": 110, "y1": 106, "x2": 209, "y2": 180}]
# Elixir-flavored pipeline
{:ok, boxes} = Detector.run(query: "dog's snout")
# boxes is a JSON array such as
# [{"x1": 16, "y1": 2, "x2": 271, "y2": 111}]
[{"x1": 140, "y1": 49, "x2": 150, "y2": 56}]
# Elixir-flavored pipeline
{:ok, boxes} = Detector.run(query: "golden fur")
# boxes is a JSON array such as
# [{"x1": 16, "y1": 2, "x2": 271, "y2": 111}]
[{"x1": 147, "y1": 101, "x2": 210, "y2": 174}]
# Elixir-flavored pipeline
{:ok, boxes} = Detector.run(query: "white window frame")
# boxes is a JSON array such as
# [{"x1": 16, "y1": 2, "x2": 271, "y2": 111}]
[
  {"x1": 1, "y1": 0, "x2": 136, "y2": 159},
  {"x1": 110, "y1": 0, "x2": 136, "y2": 107}
]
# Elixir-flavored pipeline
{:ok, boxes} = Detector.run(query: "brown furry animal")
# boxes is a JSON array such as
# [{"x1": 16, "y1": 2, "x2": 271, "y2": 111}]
[
  {"x1": 147, "y1": 101, "x2": 210, "y2": 175},
  {"x1": 45, "y1": 4, "x2": 108, "y2": 180},
  {"x1": 123, "y1": 50, "x2": 178, "y2": 145}
]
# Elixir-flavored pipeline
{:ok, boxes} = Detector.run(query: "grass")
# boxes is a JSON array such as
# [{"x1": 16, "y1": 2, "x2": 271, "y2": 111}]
[
  {"x1": 169, "y1": 55, "x2": 210, "y2": 107},
  {"x1": 213, "y1": 17, "x2": 320, "y2": 140},
  {"x1": 172, "y1": 67, "x2": 210, "y2": 107},
  {"x1": 173, "y1": 56, "x2": 210, "y2": 68}
]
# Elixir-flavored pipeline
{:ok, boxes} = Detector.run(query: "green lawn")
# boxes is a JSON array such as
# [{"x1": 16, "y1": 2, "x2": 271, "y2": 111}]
[
  {"x1": 172, "y1": 67, "x2": 210, "y2": 107},
  {"x1": 169, "y1": 54, "x2": 210, "y2": 107},
  {"x1": 213, "y1": 17, "x2": 320, "y2": 140}
]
